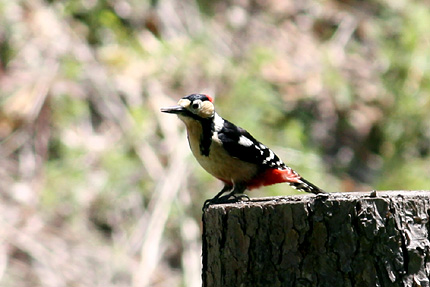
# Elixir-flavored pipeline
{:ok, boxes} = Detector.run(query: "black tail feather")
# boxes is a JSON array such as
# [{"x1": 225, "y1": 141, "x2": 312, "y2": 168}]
[{"x1": 290, "y1": 177, "x2": 326, "y2": 194}]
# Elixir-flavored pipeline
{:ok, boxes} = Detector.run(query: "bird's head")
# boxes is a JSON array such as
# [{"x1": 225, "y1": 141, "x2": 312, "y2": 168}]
[{"x1": 161, "y1": 94, "x2": 215, "y2": 121}]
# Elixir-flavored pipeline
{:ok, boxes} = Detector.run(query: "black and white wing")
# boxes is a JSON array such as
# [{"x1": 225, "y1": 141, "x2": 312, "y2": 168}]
[{"x1": 216, "y1": 118, "x2": 286, "y2": 170}]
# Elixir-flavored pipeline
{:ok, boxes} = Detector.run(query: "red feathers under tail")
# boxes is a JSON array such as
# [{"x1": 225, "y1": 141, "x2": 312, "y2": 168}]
[{"x1": 247, "y1": 168, "x2": 326, "y2": 194}]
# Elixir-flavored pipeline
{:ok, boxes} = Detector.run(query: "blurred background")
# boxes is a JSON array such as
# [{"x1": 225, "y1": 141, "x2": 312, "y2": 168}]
[{"x1": 1, "y1": 0, "x2": 429, "y2": 286}]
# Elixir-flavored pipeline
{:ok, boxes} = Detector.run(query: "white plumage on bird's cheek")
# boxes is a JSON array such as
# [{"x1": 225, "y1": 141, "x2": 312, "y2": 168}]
[
  {"x1": 177, "y1": 98, "x2": 215, "y2": 119},
  {"x1": 199, "y1": 101, "x2": 215, "y2": 118}
]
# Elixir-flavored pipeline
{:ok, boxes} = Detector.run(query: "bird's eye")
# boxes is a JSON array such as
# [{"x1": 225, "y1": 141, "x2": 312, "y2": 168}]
[{"x1": 192, "y1": 102, "x2": 200, "y2": 109}]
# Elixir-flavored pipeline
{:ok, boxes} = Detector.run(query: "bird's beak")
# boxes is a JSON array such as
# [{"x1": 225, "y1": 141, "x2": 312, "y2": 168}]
[{"x1": 160, "y1": 105, "x2": 186, "y2": 114}]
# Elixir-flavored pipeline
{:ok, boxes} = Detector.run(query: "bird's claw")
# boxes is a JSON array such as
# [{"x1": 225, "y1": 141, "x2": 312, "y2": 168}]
[{"x1": 202, "y1": 193, "x2": 250, "y2": 211}]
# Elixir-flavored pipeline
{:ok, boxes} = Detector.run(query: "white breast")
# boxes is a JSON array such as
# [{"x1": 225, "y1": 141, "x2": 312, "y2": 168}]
[{"x1": 183, "y1": 118, "x2": 258, "y2": 184}]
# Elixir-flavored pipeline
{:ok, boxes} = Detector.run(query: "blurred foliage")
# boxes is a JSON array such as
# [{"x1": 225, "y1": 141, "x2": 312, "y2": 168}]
[{"x1": 1, "y1": 0, "x2": 430, "y2": 286}]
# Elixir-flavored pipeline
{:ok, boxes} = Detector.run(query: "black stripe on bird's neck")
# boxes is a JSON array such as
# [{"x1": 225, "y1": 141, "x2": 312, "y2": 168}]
[
  {"x1": 199, "y1": 117, "x2": 214, "y2": 156},
  {"x1": 181, "y1": 110, "x2": 214, "y2": 156}
]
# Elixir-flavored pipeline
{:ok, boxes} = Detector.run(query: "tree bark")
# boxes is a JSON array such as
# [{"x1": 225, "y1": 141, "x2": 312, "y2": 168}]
[{"x1": 202, "y1": 191, "x2": 430, "y2": 287}]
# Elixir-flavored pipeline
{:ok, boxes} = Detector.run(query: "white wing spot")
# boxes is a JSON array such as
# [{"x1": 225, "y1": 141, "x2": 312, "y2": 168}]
[
  {"x1": 238, "y1": 135, "x2": 254, "y2": 147},
  {"x1": 267, "y1": 150, "x2": 275, "y2": 160},
  {"x1": 213, "y1": 113, "x2": 224, "y2": 132}
]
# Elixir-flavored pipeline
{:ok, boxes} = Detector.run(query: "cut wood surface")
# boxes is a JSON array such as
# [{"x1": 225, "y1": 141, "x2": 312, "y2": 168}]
[{"x1": 202, "y1": 191, "x2": 430, "y2": 287}]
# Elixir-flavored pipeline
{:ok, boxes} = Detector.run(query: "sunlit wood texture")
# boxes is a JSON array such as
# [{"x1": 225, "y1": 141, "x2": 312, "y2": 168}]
[{"x1": 202, "y1": 191, "x2": 430, "y2": 287}]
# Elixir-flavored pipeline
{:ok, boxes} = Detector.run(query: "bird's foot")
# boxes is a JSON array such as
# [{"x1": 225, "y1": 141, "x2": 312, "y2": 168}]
[{"x1": 202, "y1": 193, "x2": 250, "y2": 210}]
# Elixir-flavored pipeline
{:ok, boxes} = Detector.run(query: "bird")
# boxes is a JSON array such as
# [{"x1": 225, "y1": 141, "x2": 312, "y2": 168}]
[{"x1": 161, "y1": 94, "x2": 326, "y2": 208}]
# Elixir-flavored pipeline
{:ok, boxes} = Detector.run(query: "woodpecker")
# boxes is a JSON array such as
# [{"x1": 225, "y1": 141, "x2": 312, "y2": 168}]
[{"x1": 161, "y1": 94, "x2": 326, "y2": 208}]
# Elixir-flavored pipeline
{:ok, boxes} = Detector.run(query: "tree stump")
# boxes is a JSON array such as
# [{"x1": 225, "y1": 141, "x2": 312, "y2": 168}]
[{"x1": 202, "y1": 191, "x2": 430, "y2": 287}]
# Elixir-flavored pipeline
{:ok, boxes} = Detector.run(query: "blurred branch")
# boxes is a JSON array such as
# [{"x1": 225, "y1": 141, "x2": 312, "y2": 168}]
[
  {"x1": 178, "y1": 195, "x2": 202, "y2": 287},
  {"x1": 132, "y1": 132, "x2": 189, "y2": 287},
  {"x1": 0, "y1": 60, "x2": 57, "y2": 156}
]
